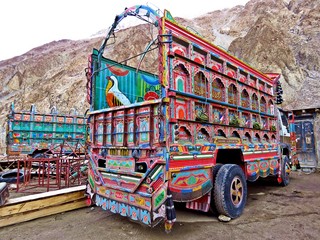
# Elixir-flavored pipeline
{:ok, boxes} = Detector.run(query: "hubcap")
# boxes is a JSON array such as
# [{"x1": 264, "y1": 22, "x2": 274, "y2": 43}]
[{"x1": 230, "y1": 177, "x2": 243, "y2": 206}]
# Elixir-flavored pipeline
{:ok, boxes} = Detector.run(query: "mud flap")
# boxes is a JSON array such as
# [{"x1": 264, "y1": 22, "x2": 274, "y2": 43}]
[
  {"x1": 165, "y1": 189, "x2": 176, "y2": 233},
  {"x1": 85, "y1": 182, "x2": 96, "y2": 206},
  {"x1": 186, "y1": 191, "x2": 211, "y2": 212}
]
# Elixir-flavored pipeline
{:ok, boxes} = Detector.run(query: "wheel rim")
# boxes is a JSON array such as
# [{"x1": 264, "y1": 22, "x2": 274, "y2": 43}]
[{"x1": 230, "y1": 176, "x2": 243, "y2": 207}]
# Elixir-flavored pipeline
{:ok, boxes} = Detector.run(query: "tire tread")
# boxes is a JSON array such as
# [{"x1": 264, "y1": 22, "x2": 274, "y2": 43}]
[{"x1": 213, "y1": 164, "x2": 247, "y2": 218}]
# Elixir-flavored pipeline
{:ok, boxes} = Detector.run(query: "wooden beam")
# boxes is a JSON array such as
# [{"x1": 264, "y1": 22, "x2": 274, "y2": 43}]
[
  {"x1": 5, "y1": 185, "x2": 86, "y2": 205},
  {"x1": 0, "y1": 185, "x2": 87, "y2": 228}
]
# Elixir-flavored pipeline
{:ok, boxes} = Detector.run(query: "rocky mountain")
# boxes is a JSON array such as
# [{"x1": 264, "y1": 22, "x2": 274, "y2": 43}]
[{"x1": 1, "y1": 0, "x2": 319, "y2": 153}]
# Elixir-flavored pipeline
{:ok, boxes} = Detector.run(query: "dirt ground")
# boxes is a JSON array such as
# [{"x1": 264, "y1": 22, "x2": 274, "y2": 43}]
[{"x1": 1, "y1": 170, "x2": 320, "y2": 240}]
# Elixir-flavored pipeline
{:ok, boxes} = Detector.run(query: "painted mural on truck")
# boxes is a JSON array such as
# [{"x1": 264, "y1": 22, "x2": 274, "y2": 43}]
[{"x1": 90, "y1": 56, "x2": 161, "y2": 111}]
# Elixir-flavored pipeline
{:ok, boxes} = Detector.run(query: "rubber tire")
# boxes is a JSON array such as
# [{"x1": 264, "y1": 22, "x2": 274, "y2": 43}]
[
  {"x1": 213, "y1": 164, "x2": 247, "y2": 219},
  {"x1": 32, "y1": 153, "x2": 48, "y2": 158},
  {"x1": 280, "y1": 156, "x2": 290, "y2": 187},
  {"x1": 210, "y1": 164, "x2": 223, "y2": 214},
  {"x1": 213, "y1": 163, "x2": 223, "y2": 178},
  {"x1": 0, "y1": 169, "x2": 24, "y2": 183}
]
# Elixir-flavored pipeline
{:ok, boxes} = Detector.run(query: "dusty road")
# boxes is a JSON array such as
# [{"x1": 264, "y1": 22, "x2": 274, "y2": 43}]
[{"x1": 1, "y1": 170, "x2": 320, "y2": 240}]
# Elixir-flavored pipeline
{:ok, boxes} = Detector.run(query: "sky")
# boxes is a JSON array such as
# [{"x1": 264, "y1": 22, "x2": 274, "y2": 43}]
[{"x1": 0, "y1": 0, "x2": 249, "y2": 61}]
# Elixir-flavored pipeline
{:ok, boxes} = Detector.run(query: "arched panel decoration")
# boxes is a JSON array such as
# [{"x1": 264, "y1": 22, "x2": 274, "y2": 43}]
[
  {"x1": 178, "y1": 126, "x2": 192, "y2": 144},
  {"x1": 252, "y1": 93, "x2": 259, "y2": 111},
  {"x1": 241, "y1": 89, "x2": 250, "y2": 108},
  {"x1": 176, "y1": 106, "x2": 186, "y2": 119},
  {"x1": 260, "y1": 96, "x2": 267, "y2": 113},
  {"x1": 268, "y1": 99, "x2": 274, "y2": 115},
  {"x1": 231, "y1": 131, "x2": 240, "y2": 138},
  {"x1": 263, "y1": 134, "x2": 270, "y2": 142},
  {"x1": 271, "y1": 134, "x2": 276, "y2": 143},
  {"x1": 228, "y1": 84, "x2": 237, "y2": 105},
  {"x1": 212, "y1": 78, "x2": 225, "y2": 102},
  {"x1": 196, "y1": 128, "x2": 210, "y2": 143},
  {"x1": 173, "y1": 64, "x2": 189, "y2": 92},
  {"x1": 254, "y1": 133, "x2": 261, "y2": 142},
  {"x1": 217, "y1": 129, "x2": 226, "y2": 137},
  {"x1": 244, "y1": 132, "x2": 252, "y2": 142},
  {"x1": 194, "y1": 71, "x2": 208, "y2": 98}
]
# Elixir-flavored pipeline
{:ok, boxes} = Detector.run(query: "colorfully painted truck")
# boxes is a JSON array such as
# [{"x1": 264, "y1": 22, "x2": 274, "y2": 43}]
[
  {"x1": 85, "y1": 5, "x2": 294, "y2": 231},
  {"x1": 6, "y1": 104, "x2": 87, "y2": 157}
]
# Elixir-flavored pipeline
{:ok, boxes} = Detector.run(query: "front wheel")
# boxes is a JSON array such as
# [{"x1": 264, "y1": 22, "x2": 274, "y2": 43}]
[{"x1": 213, "y1": 164, "x2": 247, "y2": 219}]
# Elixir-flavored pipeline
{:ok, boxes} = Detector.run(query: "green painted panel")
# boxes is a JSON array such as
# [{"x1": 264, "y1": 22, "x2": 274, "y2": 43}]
[{"x1": 91, "y1": 53, "x2": 161, "y2": 111}]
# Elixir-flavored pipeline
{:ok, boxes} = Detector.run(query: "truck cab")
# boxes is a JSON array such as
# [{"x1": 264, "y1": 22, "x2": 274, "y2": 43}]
[{"x1": 277, "y1": 108, "x2": 298, "y2": 168}]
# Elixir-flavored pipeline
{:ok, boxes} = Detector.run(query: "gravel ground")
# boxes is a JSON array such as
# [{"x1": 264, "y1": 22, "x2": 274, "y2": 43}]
[{"x1": 1, "y1": 170, "x2": 320, "y2": 240}]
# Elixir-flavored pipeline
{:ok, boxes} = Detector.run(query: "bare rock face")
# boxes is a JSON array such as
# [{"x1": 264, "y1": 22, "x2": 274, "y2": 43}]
[
  {"x1": 1, "y1": 0, "x2": 320, "y2": 153},
  {"x1": 0, "y1": 39, "x2": 97, "y2": 153},
  {"x1": 0, "y1": 40, "x2": 91, "y2": 114},
  {"x1": 227, "y1": 0, "x2": 320, "y2": 109}
]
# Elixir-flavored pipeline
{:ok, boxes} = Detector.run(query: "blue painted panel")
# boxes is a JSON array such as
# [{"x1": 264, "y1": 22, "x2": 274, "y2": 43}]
[{"x1": 295, "y1": 120, "x2": 316, "y2": 167}]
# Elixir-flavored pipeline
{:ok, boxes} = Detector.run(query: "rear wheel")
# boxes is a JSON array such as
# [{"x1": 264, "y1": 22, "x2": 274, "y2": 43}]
[
  {"x1": 210, "y1": 163, "x2": 223, "y2": 214},
  {"x1": 280, "y1": 156, "x2": 290, "y2": 186},
  {"x1": 213, "y1": 164, "x2": 247, "y2": 218},
  {"x1": 213, "y1": 163, "x2": 223, "y2": 177}
]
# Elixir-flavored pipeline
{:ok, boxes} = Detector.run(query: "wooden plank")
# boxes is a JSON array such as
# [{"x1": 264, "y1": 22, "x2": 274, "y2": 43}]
[
  {"x1": 0, "y1": 185, "x2": 88, "y2": 228},
  {"x1": 1, "y1": 190, "x2": 86, "y2": 217},
  {"x1": 6, "y1": 185, "x2": 86, "y2": 204},
  {"x1": 0, "y1": 198, "x2": 87, "y2": 228}
]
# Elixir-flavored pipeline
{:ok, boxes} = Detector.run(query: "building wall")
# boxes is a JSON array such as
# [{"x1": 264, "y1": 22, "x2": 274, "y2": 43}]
[
  {"x1": 293, "y1": 109, "x2": 320, "y2": 170},
  {"x1": 314, "y1": 112, "x2": 320, "y2": 168}
]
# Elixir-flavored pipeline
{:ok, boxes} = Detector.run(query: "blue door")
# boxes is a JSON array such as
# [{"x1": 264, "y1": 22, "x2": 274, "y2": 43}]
[{"x1": 295, "y1": 121, "x2": 316, "y2": 168}]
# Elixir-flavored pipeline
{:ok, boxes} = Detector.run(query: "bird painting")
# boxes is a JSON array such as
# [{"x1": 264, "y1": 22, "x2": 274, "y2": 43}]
[{"x1": 105, "y1": 76, "x2": 130, "y2": 107}]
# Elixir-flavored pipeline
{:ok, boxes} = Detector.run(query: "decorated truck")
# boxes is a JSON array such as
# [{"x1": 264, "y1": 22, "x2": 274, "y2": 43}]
[
  {"x1": 85, "y1": 5, "x2": 295, "y2": 231},
  {"x1": 6, "y1": 104, "x2": 87, "y2": 157}
]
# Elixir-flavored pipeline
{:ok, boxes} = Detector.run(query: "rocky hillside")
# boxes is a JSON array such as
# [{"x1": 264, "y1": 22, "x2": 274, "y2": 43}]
[{"x1": 1, "y1": 0, "x2": 319, "y2": 153}]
